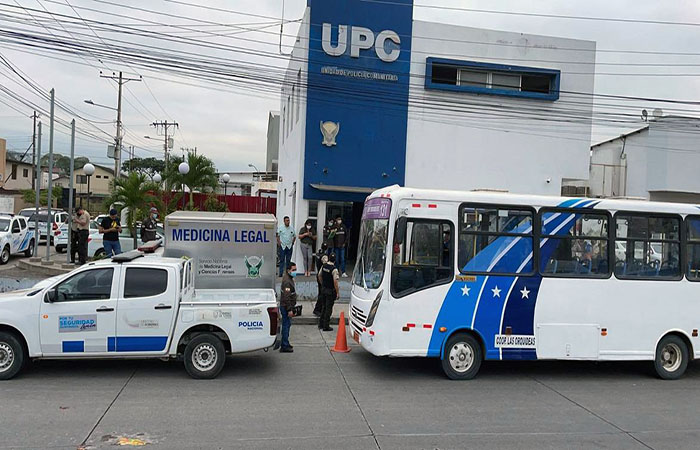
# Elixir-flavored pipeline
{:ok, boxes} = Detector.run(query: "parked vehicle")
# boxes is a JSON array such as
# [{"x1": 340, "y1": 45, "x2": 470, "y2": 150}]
[
  {"x1": 54, "y1": 221, "x2": 100, "y2": 253},
  {"x1": 0, "y1": 251, "x2": 279, "y2": 380},
  {"x1": 88, "y1": 225, "x2": 164, "y2": 259},
  {"x1": 0, "y1": 214, "x2": 35, "y2": 263},
  {"x1": 23, "y1": 209, "x2": 68, "y2": 244}
]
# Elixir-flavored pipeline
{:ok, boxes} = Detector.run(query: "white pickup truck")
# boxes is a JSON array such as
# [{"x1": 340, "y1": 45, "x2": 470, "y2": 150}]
[{"x1": 0, "y1": 251, "x2": 279, "y2": 380}]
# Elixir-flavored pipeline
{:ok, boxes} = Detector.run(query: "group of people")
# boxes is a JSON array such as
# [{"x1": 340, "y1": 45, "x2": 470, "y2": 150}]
[
  {"x1": 276, "y1": 215, "x2": 349, "y2": 278},
  {"x1": 68, "y1": 206, "x2": 160, "y2": 265},
  {"x1": 276, "y1": 216, "x2": 346, "y2": 353}
]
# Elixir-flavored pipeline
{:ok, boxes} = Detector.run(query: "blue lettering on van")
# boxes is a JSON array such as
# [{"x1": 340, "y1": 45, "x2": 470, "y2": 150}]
[{"x1": 171, "y1": 229, "x2": 270, "y2": 243}]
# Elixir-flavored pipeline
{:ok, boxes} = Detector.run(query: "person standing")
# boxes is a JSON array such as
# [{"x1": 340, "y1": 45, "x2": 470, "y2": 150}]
[
  {"x1": 99, "y1": 208, "x2": 122, "y2": 257},
  {"x1": 69, "y1": 209, "x2": 79, "y2": 264},
  {"x1": 72, "y1": 206, "x2": 90, "y2": 265},
  {"x1": 277, "y1": 216, "x2": 295, "y2": 277},
  {"x1": 279, "y1": 261, "x2": 297, "y2": 353},
  {"x1": 140, "y1": 207, "x2": 159, "y2": 243},
  {"x1": 332, "y1": 215, "x2": 348, "y2": 277},
  {"x1": 319, "y1": 253, "x2": 340, "y2": 332},
  {"x1": 298, "y1": 219, "x2": 316, "y2": 277},
  {"x1": 313, "y1": 244, "x2": 329, "y2": 317},
  {"x1": 323, "y1": 218, "x2": 335, "y2": 255}
]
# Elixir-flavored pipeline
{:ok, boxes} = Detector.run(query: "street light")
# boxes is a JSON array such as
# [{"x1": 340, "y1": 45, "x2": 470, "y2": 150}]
[
  {"x1": 221, "y1": 173, "x2": 230, "y2": 197},
  {"x1": 248, "y1": 163, "x2": 260, "y2": 181},
  {"x1": 153, "y1": 173, "x2": 162, "y2": 184},
  {"x1": 83, "y1": 163, "x2": 95, "y2": 211},
  {"x1": 84, "y1": 99, "x2": 117, "y2": 111},
  {"x1": 179, "y1": 162, "x2": 189, "y2": 210}
]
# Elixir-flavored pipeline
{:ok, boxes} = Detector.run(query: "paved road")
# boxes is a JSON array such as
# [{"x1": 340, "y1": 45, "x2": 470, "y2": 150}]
[{"x1": 2, "y1": 326, "x2": 700, "y2": 449}]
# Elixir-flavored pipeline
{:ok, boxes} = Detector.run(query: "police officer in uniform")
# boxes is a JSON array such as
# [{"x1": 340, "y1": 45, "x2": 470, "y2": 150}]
[
  {"x1": 140, "y1": 207, "x2": 159, "y2": 243},
  {"x1": 319, "y1": 253, "x2": 340, "y2": 332},
  {"x1": 280, "y1": 261, "x2": 297, "y2": 352}
]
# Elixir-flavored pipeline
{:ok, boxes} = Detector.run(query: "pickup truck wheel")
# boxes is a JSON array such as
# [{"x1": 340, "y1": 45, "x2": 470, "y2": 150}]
[
  {"x1": 24, "y1": 240, "x2": 35, "y2": 257},
  {"x1": 184, "y1": 334, "x2": 225, "y2": 379},
  {"x1": 0, "y1": 331, "x2": 25, "y2": 380},
  {"x1": 0, "y1": 246, "x2": 10, "y2": 265}
]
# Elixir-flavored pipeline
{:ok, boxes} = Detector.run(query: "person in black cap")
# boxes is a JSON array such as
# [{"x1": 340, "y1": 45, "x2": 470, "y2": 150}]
[
  {"x1": 140, "y1": 206, "x2": 159, "y2": 243},
  {"x1": 99, "y1": 208, "x2": 122, "y2": 257}
]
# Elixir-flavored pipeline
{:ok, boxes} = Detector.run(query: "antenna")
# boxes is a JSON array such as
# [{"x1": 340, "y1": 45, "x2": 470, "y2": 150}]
[{"x1": 641, "y1": 109, "x2": 648, "y2": 122}]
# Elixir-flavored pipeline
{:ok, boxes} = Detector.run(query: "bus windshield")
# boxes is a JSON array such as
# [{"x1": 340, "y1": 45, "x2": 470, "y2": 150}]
[{"x1": 354, "y1": 198, "x2": 391, "y2": 290}]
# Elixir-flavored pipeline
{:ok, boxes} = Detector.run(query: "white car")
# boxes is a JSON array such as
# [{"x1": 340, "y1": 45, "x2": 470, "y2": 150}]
[
  {"x1": 54, "y1": 221, "x2": 100, "y2": 254},
  {"x1": 0, "y1": 215, "x2": 35, "y2": 263},
  {"x1": 89, "y1": 224, "x2": 164, "y2": 258},
  {"x1": 0, "y1": 252, "x2": 279, "y2": 379},
  {"x1": 22, "y1": 209, "x2": 68, "y2": 244}
]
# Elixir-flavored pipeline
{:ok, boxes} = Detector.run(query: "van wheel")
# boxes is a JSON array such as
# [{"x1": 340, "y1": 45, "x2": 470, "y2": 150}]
[
  {"x1": 441, "y1": 333, "x2": 482, "y2": 380},
  {"x1": 0, "y1": 331, "x2": 25, "y2": 380},
  {"x1": 24, "y1": 240, "x2": 35, "y2": 257},
  {"x1": 183, "y1": 334, "x2": 226, "y2": 379},
  {"x1": 0, "y1": 246, "x2": 10, "y2": 265},
  {"x1": 654, "y1": 335, "x2": 689, "y2": 380}
]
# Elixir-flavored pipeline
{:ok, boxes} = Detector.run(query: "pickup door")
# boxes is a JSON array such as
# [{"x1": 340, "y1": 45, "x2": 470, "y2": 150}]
[
  {"x1": 39, "y1": 267, "x2": 120, "y2": 355},
  {"x1": 112, "y1": 266, "x2": 178, "y2": 354}
]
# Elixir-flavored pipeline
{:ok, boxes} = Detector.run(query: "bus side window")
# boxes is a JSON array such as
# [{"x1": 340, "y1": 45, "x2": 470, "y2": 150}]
[
  {"x1": 687, "y1": 216, "x2": 700, "y2": 281},
  {"x1": 615, "y1": 214, "x2": 681, "y2": 279},
  {"x1": 391, "y1": 220, "x2": 453, "y2": 297}
]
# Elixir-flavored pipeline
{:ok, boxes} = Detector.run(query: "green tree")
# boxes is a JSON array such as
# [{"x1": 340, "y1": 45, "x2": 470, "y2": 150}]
[
  {"x1": 165, "y1": 153, "x2": 218, "y2": 209},
  {"x1": 21, "y1": 185, "x2": 62, "y2": 207},
  {"x1": 105, "y1": 172, "x2": 158, "y2": 249},
  {"x1": 40, "y1": 155, "x2": 89, "y2": 173},
  {"x1": 123, "y1": 157, "x2": 166, "y2": 176},
  {"x1": 203, "y1": 194, "x2": 228, "y2": 212}
]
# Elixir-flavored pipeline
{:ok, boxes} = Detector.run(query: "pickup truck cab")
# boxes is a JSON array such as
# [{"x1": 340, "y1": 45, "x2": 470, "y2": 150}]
[
  {"x1": 0, "y1": 251, "x2": 279, "y2": 379},
  {"x1": 0, "y1": 214, "x2": 35, "y2": 264}
]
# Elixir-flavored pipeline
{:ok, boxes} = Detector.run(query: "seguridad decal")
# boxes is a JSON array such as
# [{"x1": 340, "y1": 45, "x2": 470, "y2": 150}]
[{"x1": 59, "y1": 315, "x2": 97, "y2": 333}]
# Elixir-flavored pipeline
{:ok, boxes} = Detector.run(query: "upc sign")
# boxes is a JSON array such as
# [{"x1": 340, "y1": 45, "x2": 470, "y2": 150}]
[{"x1": 322, "y1": 23, "x2": 401, "y2": 63}]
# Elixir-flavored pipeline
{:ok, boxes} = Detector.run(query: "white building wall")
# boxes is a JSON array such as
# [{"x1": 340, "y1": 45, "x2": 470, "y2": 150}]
[
  {"x1": 405, "y1": 22, "x2": 596, "y2": 196},
  {"x1": 277, "y1": 8, "x2": 311, "y2": 270}
]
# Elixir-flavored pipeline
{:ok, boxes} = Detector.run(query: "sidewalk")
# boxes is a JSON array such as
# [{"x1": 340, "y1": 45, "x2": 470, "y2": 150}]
[
  {"x1": 292, "y1": 299, "x2": 349, "y2": 326},
  {"x1": 275, "y1": 273, "x2": 353, "y2": 301}
]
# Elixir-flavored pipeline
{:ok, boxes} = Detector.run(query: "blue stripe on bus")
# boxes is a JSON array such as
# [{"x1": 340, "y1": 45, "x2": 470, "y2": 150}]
[
  {"x1": 428, "y1": 199, "x2": 599, "y2": 360},
  {"x1": 107, "y1": 336, "x2": 168, "y2": 352},
  {"x1": 62, "y1": 341, "x2": 84, "y2": 352}
]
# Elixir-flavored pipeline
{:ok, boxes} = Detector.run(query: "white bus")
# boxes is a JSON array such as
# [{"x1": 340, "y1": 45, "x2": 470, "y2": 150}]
[{"x1": 349, "y1": 185, "x2": 700, "y2": 380}]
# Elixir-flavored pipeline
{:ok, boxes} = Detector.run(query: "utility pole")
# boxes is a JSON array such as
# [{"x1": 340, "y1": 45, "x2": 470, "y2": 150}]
[
  {"x1": 45, "y1": 89, "x2": 55, "y2": 263},
  {"x1": 100, "y1": 71, "x2": 141, "y2": 179},
  {"x1": 151, "y1": 120, "x2": 178, "y2": 182},
  {"x1": 30, "y1": 111, "x2": 38, "y2": 190}
]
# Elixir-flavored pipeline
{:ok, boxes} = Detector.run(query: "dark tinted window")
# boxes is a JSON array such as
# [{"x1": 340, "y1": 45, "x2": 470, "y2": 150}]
[
  {"x1": 56, "y1": 268, "x2": 114, "y2": 302},
  {"x1": 124, "y1": 268, "x2": 168, "y2": 298},
  {"x1": 521, "y1": 75, "x2": 551, "y2": 94},
  {"x1": 431, "y1": 64, "x2": 458, "y2": 85},
  {"x1": 687, "y1": 216, "x2": 700, "y2": 281}
]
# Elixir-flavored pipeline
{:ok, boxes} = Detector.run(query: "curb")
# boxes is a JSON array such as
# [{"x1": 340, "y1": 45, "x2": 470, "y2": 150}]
[{"x1": 17, "y1": 260, "x2": 73, "y2": 276}]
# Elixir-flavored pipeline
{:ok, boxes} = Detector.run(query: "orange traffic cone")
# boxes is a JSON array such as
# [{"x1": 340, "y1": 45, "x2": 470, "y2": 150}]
[{"x1": 331, "y1": 311, "x2": 351, "y2": 353}]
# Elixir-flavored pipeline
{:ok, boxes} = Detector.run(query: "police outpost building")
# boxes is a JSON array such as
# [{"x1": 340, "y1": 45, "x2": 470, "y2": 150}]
[{"x1": 276, "y1": 0, "x2": 596, "y2": 272}]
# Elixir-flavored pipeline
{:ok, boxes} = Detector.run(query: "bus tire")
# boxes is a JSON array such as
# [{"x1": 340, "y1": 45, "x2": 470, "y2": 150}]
[
  {"x1": 0, "y1": 331, "x2": 25, "y2": 380},
  {"x1": 654, "y1": 335, "x2": 689, "y2": 380},
  {"x1": 441, "y1": 333, "x2": 482, "y2": 380},
  {"x1": 183, "y1": 334, "x2": 226, "y2": 379}
]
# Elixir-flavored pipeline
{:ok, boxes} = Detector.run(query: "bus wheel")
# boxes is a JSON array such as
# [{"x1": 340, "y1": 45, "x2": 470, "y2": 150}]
[
  {"x1": 442, "y1": 333, "x2": 482, "y2": 380},
  {"x1": 654, "y1": 335, "x2": 689, "y2": 380}
]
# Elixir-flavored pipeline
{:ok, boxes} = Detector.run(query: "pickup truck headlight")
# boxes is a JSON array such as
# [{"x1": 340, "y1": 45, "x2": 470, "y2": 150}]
[{"x1": 364, "y1": 290, "x2": 383, "y2": 328}]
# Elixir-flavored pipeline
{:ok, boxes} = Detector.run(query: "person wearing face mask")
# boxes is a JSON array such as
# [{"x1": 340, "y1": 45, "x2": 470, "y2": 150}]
[
  {"x1": 298, "y1": 219, "x2": 316, "y2": 277},
  {"x1": 332, "y1": 215, "x2": 348, "y2": 277},
  {"x1": 279, "y1": 261, "x2": 298, "y2": 353},
  {"x1": 323, "y1": 219, "x2": 335, "y2": 256},
  {"x1": 140, "y1": 207, "x2": 159, "y2": 243}
]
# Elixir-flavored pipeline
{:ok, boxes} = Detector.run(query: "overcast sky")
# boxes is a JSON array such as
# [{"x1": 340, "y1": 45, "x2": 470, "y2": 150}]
[{"x1": 1, "y1": 0, "x2": 699, "y2": 172}]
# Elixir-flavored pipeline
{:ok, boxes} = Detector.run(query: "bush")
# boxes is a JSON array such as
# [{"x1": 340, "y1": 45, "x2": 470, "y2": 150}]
[{"x1": 203, "y1": 195, "x2": 228, "y2": 212}]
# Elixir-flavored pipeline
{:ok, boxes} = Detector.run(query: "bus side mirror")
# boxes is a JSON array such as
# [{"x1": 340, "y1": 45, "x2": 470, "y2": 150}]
[{"x1": 394, "y1": 217, "x2": 407, "y2": 245}]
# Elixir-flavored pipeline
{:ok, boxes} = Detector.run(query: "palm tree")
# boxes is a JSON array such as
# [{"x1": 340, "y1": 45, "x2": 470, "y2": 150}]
[
  {"x1": 107, "y1": 172, "x2": 158, "y2": 249},
  {"x1": 165, "y1": 153, "x2": 218, "y2": 209}
]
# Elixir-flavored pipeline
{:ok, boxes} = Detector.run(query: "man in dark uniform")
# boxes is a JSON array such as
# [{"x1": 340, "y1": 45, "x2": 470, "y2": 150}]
[
  {"x1": 332, "y1": 216, "x2": 348, "y2": 277},
  {"x1": 319, "y1": 253, "x2": 340, "y2": 332},
  {"x1": 313, "y1": 243, "x2": 329, "y2": 316},
  {"x1": 280, "y1": 261, "x2": 297, "y2": 353},
  {"x1": 140, "y1": 207, "x2": 159, "y2": 243}
]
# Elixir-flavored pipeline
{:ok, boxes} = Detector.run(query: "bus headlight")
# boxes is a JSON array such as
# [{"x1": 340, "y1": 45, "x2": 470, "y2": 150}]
[{"x1": 364, "y1": 290, "x2": 383, "y2": 328}]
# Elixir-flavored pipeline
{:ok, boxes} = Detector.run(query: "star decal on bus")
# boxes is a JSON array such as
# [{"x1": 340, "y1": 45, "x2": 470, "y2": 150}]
[
  {"x1": 461, "y1": 285, "x2": 470, "y2": 296},
  {"x1": 491, "y1": 286, "x2": 501, "y2": 298},
  {"x1": 520, "y1": 287, "x2": 530, "y2": 299}
]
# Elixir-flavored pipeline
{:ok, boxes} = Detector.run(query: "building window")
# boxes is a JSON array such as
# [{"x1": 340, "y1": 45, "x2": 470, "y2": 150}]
[
  {"x1": 10, "y1": 164, "x2": 16, "y2": 180},
  {"x1": 296, "y1": 70, "x2": 301, "y2": 122},
  {"x1": 104, "y1": 176, "x2": 109, "y2": 180},
  {"x1": 76, "y1": 175, "x2": 87, "y2": 184},
  {"x1": 282, "y1": 106, "x2": 286, "y2": 143},
  {"x1": 540, "y1": 210, "x2": 610, "y2": 277},
  {"x1": 614, "y1": 214, "x2": 681, "y2": 279},
  {"x1": 95, "y1": 175, "x2": 102, "y2": 179},
  {"x1": 22, "y1": 168, "x2": 28, "y2": 178},
  {"x1": 458, "y1": 204, "x2": 534, "y2": 275},
  {"x1": 425, "y1": 58, "x2": 560, "y2": 101}
]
